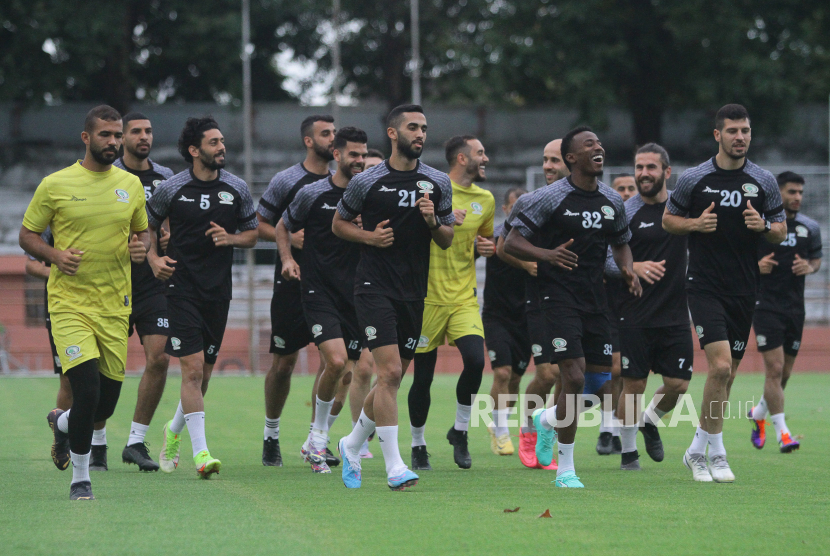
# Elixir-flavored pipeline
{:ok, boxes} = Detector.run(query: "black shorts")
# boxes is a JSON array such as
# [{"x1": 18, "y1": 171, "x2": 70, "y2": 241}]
[
  {"x1": 526, "y1": 302, "x2": 552, "y2": 366},
  {"x1": 45, "y1": 314, "x2": 62, "y2": 374},
  {"x1": 688, "y1": 292, "x2": 755, "y2": 360},
  {"x1": 620, "y1": 325, "x2": 694, "y2": 381},
  {"x1": 483, "y1": 315, "x2": 531, "y2": 376},
  {"x1": 303, "y1": 289, "x2": 362, "y2": 361},
  {"x1": 354, "y1": 293, "x2": 423, "y2": 360},
  {"x1": 608, "y1": 318, "x2": 620, "y2": 353},
  {"x1": 270, "y1": 280, "x2": 312, "y2": 355},
  {"x1": 543, "y1": 303, "x2": 613, "y2": 367},
  {"x1": 129, "y1": 293, "x2": 169, "y2": 342},
  {"x1": 165, "y1": 296, "x2": 230, "y2": 364},
  {"x1": 753, "y1": 309, "x2": 805, "y2": 356}
]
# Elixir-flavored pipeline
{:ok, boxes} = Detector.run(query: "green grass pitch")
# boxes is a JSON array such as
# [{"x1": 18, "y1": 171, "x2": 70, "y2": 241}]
[{"x1": 2, "y1": 371, "x2": 829, "y2": 555}]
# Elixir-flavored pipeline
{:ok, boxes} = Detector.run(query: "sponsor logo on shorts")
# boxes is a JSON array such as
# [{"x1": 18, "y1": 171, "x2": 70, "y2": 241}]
[
  {"x1": 695, "y1": 326, "x2": 704, "y2": 339},
  {"x1": 796, "y1": 225, "x2": 808, "y2": 238},
  {"x1": 272, "y1": 335, "x2": 285, "y2": 349},
  {"x1": 531, "y1": 344, "x2": 542, "y2": 356},
  {"x1": 518, "y1": 360, "x2": 528, "y2": 370},
  {"x1": 601, "y1": 206, "x2": 615, "y2": 219},
  {"x1": 622, "y1": 356, "x2": 629, "y2": 369},
  {"x1": 65, "y1": 345, "x2": 82, "y2": 361},
  {"x1": 741, "y1": 183, "x2": 759, "y2": 197},
  {"x1": 171, "y1": 337, "x2": 181, "y2": 350},
  {"x1": 417, "y1": 335, "x2": 429, "y2": 348},
  {"x1": 756, "y1": 334, "x2": 767, "y2": 347},
  {"x1": 218, "y1": 191, "x2": 234, "y2": 205},
  {"x1": 115, "y1": 189, "x2": 130, "y2": 203},
  {"x1": 365, "y1": 326, "x2": 377, "y2": 341},
  {"x1": 312, "y1": 324, "x2": 323, "y2": 338},
  {"x1": 552, "y1": 338, "x2": 567, "y2": 352},
  {"x1": 471, "y1": 202, "x2": 483, "y2": 215},
  {"x1": 416, "y1": 181, "x2": 434, "y2": 193},
  {"x1": 487, "y1": 350, "x2": 496, "y2": 362},
  {"x1": 792, "y1": 341, "x2": 801, "y2": 350}
]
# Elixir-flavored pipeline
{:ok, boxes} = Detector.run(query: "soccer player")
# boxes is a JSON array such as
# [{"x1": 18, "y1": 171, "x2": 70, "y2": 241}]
[
  {"x1": 505, "y1": 126, "x2": 641, "y2": 488},
  {"x1": 663, "y1": 104, "x2": 786, "y2": 483},
  {"x1": 334, "y1": 104, "x2": 454, "y2": 490},
  {"x1": 257, "y1": 115, "x2": 334, "y2": 467},
  {"x1": 484, "y1": 187, "x2": 532, "y2": 456},
  {"x1": 607, "y1": 143, "x2": 693, "y2": 471},
  {"x1": 148, "y1": 116, "x2": 258, "y2": 478},
  {"x1": 364, "y1": 149, "x2": 384, "y2": 170},
  {"x1": 21, "y1": 105, "x2": 149, "y2": 500},
  {"x1": 276, "y1": 127, "x2": 369, "y2": 472},
  {"x1": 114, "y1": 113, "x2": 175, "y2": 472},
  {"x1": 612, "y1": 174, "x2": 636, "y2": 201},
  {"x1": 408, "y1": 135, "x2": 495, "y2": 470},
  {"x1": 748, "y1": 171, "x2": 821, "y2": 453}
]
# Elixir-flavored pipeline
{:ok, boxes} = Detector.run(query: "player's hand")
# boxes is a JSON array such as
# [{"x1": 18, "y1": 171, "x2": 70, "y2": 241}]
[
  {"x1": 129, "y1": 234, "x2": 147, "y2": 264},
  {"x1": 415, "y1": 192, "x2": 437, "y2": 228},
  {"x1": 792, "y1": 253, "x2": 812, "y2": 276},
  {"x1": 475, "y1": 235, "x2": 495, "y2": 257},
  {"x1": 149, "y1": 254, "x2": 176, "y2": 280},
  {"x1": 743, "y1": 201, "x2": 766, "y2": 232},
  {"x1": 546, "y1": 238, "x2": 578, "y2": 270},
  {"x1": 633, "y1": 260, "x2": 666, "y2": 285},
  {"x1": 621, "y1": 267, "x2": 643, "y2": 297},
  {"x1": 53, "y1": 248, "x2": 83, "y2": 276},
  {"x1": 695, "y1": 202, "x2": 718, "y2": 233},
  {"x1": 290, "y1": 229, "x2": 305, "y2": 249},
  {"x1": 453, "y1": 209, "x2": 467, "y2": 227},
  {"x1": 354, "y1": 215, "x2": 363, "y2": 230},
  {"x1": 282, "y1": 259, "x2": 301, "y2": 281},
  {"x1": 758, "y1": 252, "x2": 778, "y2": 275},
  {"x1": 369, "y1": 219, "x2": 394, "y2": 248},
  {"x1": 206, "y1": 221, "x2": 230, "y2": 247},
  {"x1": 159, "y1": 227, "x2": 170, "y2": 251},
  {"x1": 523, "y1": 261, "x2": 538, "y2": 277}
]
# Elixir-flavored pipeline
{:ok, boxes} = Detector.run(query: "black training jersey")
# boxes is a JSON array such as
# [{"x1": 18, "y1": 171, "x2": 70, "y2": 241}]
[
  {"x1": 282, "y1": 177, "x2": 360, "y2": 302},
  {"x1": 503, "y1": 194, "x2": 543, "y2": 311},
  {"x1": 337, "y1": 160, "x2": 454, "y2": 301},
  {"x1": 147, "y1": 169, "x2": 257, "y2": 300},
  {"x1": 483, "y1": 223, "x2": 527, "y2": 323},
  {"x1": 667, "y1": 157, "x2": 784, "y2": 296},
  {"x1": 513, "y1": 177, "x2": 630, "y2": 313},
  {"x1": 114, "y1": 157, "x2": 174, "y2": 301},
  {"x1": 757, "y1": 213, "x2": 822, "y2": 315},
  {"x1": 257, "y1": 163, "x2": 332, "y2": 291},
  {"x1": 606, "y1": 193, "x2": 690, "y2": 328}
]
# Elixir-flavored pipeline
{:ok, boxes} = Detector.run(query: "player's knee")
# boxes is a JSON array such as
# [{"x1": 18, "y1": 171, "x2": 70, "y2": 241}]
[
  {"x1": 271, "y1": 354, "x2": 297, "y2": 381},
  {"x1": 354, "y1": 359, "x2": 373, "y2": 382},
  {"x1": 708, "y1": 360, "x2": 732, "y2": 382},
  {"x1": 327, "y1": 354, "x2": 348, "y2": 376},
  {"x1": 146, "y1": 351, "x2": 170, "y2": 374},
  {"x1": 560, "y1": 368, "x2": 585, "y2": 393},
  {"x1": 492, "y1": 365, "x2": 512, "y2": 385},
  {"x1": 626, "y1": 378, "x2": 648, "y2": 396}
]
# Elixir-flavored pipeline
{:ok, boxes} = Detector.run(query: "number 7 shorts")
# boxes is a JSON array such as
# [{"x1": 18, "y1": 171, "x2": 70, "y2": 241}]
[
  {"x1": 687, "y1": 292, "x2": 755, "y2": 360},
  {"x1": 165, "y1": 295, "x2": 230, "y2": 364}
]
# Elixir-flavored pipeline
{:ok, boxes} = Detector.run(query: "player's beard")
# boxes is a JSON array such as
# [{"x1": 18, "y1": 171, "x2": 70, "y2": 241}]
[
  {"x1": 637, "y1": 173, "x2": 665, "y2": 198},
  {"x1": 341, "y1": 161, "x2": 364, "y2": 180},
  {"x1": 466, "y1": 159, "x2": 485, "y2": 182},
  {"x1": 125, "y1": 141, "x2": 150, "y2": 161},
  {"x1": 313, "y1": 140, "x2": 334, "y2": 162},
  {"x1": 722, "y1": 138, "x2": 748, "y2": 160},
  {"x1": 90, "y1": 143, "x2": 118, "y2": 165},
  {"x1": 199, "y1": 149, "x2": 225, "y2": 170},
  {"x1": 397, "y1": 136, "x2": 423, "y2": 160}
]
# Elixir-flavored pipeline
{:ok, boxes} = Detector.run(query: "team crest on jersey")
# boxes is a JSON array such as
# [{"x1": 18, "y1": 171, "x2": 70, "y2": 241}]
[
  {"x1": 218, "y1": 191, "x2": 234, "y2": 205},
  {"x1": 365, "y1": 327, "x2": 378, "y2": 340},
  {"x1": 488, "y1": 350, "x2": 496, "y2": 362},
  {"x1": 756, "y1": 335, "x2": 767, "y2": 347},
  {"x1": 153, "y1": 180, "x2": 162, "y2": 187},
  {"x1": 796, "y1": 225, "x2": 808, "y2": 238},
  {"x1": 471, "y1": 202, "x2": 483, "y2": 215},
  {"x1": 622, "y1": 356, "x2": 629, "y2": 369},
  {"x1": 115, "y1": 189, "x2": 130, "y2": 203},
  {"x1": 552, "y1": 338, "x2": 567, "y2": 352},
  {"x1": 418, "y1": 335, "x2": 429, "y2": 348},
  {"x1": 695, "y1": 326, "x2": 704, "y2": 339},
  {"x1": 416, "y1": 181, "x2": 434, "y2": 193},
  {"x1": 742, "y1": 183, "x2": 759, "y2": 197},
  {"x1": 272, "y1": 336, "x2": 286, "y2": 349},
  {"x1": 312, "y1": 324, "x2": 323, "y2": 338},
  {"x1": 601, "y1": 206, "x2": 615, "y2": 219},
  {"x1": 171, "y1": 337, "x2": 181, "y2": 350},
  {"x1": 531, "y1": 344, "x2": 542, "y2": 356},
  {"x1": 65, "y1": 345, "x2": 82, "y2": 361}
]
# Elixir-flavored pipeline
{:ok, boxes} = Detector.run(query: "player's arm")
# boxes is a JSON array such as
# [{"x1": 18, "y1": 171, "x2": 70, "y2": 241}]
[
  {"x1": 792, "y1": 255, "x2": 821, "y2": 276},
  {"x1": 25, "y1": 259, "x2": 51, "y2": 280},
  {"x1": 19, "y1": 226, "x2": 83, "y2": 276},
  {"x1": 495, "y1": 234, "x2": 537, "y2": 275},
  {"x1": 129, "y1": 228, "x2": 151, "y2": 263},
  {"x1": 147, "y1": 223, "x2": 176, "y2": 280},
  {"x1": 743, "y1": 200, "x2": 786, "y2": 244},
  {"x1": 611, "y1": 243, "x2": 642, "y2": 296},
  {"x1": 275, "y1": 218, "x2": 300, "y2": 280},
  {"x1": 662, "y1": 203, "x2": 717, "y2": 235},
  {"x1": 332, "y1": 211, "x2": 394, "y2": 247},
  {"x1": 415, "y1": 191, "x2": 453, "y2": 250},
  {"x1": 206, "y1": 223, "x2": 258, "y2": 248},
  {"x1": 504, "y1": 227, "x2": 578, "y2": 270},
  {"x1": 256, "y1": 213, "x2": 276, "y2": 242}
]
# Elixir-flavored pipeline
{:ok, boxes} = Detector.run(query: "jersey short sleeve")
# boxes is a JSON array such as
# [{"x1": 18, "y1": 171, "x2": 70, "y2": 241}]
[
  {"x1": 798, "y1": 214, "x2": 823, "y2": 259},
  {"x1": 258, "y1": 164, "x2": 307, "y2": 224},
  {"x1": 147, "y1": 171, "x2": 190, "y2": 229},
  {"x1": 600, "y1": 183, "x2": 631, "y2": 245},
  {"x1": 512, "y1": 182, "x2": 565, "y2": 238},
  {"x1": 666, "y1": 169, "x2": 698, "y2": 217},
  {"x1": 433, "y1": 173, "x2": 455, "y2": 227},
  {"x1": 221, "y1": 170, "x2": 258, "y2": 232},
  {"x1": 131, "y1": 194, "x2": 149, "y2": 232},
  {"x1": 154, "y1": 162, "x2": 175, "y2": 180},
  {"x1": 478, "y1": 191, "x2": 496, "y2": 237},
  {"x1": 745, "y1": 162, "x2": 785, "y2": 223},
  {"x1": 338, "y1": 166, "x2": 383, "y2": 220},
  {"x1": 22, "y1": 180, "x2": 56, "y2": 233},
  {"x1": 283, "y1": 178, "x2": 329, "y2": 233}
]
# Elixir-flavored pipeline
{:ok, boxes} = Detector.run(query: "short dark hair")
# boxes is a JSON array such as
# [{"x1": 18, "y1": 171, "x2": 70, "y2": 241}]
[
  {"x1": 301, "y1": 115, "x2": 334, "y2": 140},
  {"x1": 636, "y1": 142, "x2": 670, "y2": 169},
  {"x1": 560, "y1": 125, "x2": 593, "y2": 171},
  {"x1": 122, "y1": 112, "x2": 149, "y2": 126},
  {"x1": 504, "y1": 186, "x2": 527, "y2": 205},
  {"x1": 332, "y1": 126, "x2": 368, "y2": 151},
  {"x1": 366, "y1": 148, "x2": 384, "y2": 159},
  {"x1": 386, "y1": 104, "x2": 424, "y2": 129},
  {"x1": 777, "y1": 171, "x2": 805, "y2": 188},
  {"x1": 178, "y1": 116, "x2": 220, "y2": 163},
  {"x1": 84, "y1": 105, "x2": 121, "y2": 133},
  {"x1": 444, "y1": 135, "x2": 478, "y2": 166},
  {"x1": 715, "y1": 104, "x2": 750, "y2": 130}
]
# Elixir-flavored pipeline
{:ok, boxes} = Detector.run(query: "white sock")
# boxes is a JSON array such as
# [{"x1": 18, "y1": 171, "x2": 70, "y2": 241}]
[
  {"x1": 91, "y1": 427, "x2": 107, "y2": 446},
  {"x1": 643, "y1": 399, "x2": 668, "y2": 425},
  {"x1": 556, "y1": 442, "x2": 575, "y2": 475},
  {"x1": 540, "y1": 405, "x2": 557, "y2": 431},
  {"x1": 70, "y1": 450, "x2": 90, "y2": 484},
  {"x1": 410, "y1": 424, "x2": 426, "y2": 447},
  {"x1": 492, "y1": 409, "x2": 508, "y2": 437},
  {"x1": 707, "y1": 432, "x2": 726, "y2": 458},
  {"x1": 753, "y1": 397, "x2": 769, "y2": 421},
  {"x1": 345, "y1": 409, "x2": 375, "y2": 453},
  {"x1": 170, "y1": 400, "x2": 186, "y2": 434},
  {"x1": 185, "y1": 412, "x2": 207, "y2": 457},
  {"x1": 770, "y1": 413, "x2": 790, "y2": 442},
  {"x1": 454, "y1": 403, "x2": 472, "y2": 432},
  {"x1": 621, "y1": 425, "x2": 638, "y2": 453},
  {"x1": 58, "y1": 410, "x2": 70, "y2": 433},
  {"x1": 360, "y1": 438, "x2": 370, "y2": 455},
  {"x1": 264, "y1": 417, "x2": 280, "y2": 440},
  {"x1": 313, "y1": 396, "x2": 334, "y2": 432},
  {"x1": 376, "y1": 425, "x2": 407, "y2": 477},
  {"x1": 128, "y1": 422, "x2": 149, "y2": 446},
  {"x1": 327, "y1": 412, "x2": 338, "y2": 430},
  {"x1": 689, "y1": 426, "x2": 709, "y2": 454}
]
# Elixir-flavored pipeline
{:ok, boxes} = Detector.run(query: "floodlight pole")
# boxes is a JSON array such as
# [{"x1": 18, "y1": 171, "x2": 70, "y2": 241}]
[
  {"x1": 242, "y1": 0, "x2": 257, "y2": 374},
  {"x1": 411, "y1": 0, "x2": 421, "y2": 104}
]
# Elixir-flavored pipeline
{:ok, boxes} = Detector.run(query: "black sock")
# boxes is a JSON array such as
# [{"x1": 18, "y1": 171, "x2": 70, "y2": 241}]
[
  {"x1": 93, "y1": 374, "x2": 123, "y2": 422},
  {"x1": 454, "y1": 335, "x2": 485, "y2": 407},
  {"x1": 66, "y1": 359, "x2": 101, "y2": 455},
  {"x1": 408, "y1": 349, "x2": 437, "y2": 428}
]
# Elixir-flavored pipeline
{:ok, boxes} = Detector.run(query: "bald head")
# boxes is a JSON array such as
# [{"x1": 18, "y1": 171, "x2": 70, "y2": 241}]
[{"x1": 543, "y1": 139, "x2": 569, "y2": 184}]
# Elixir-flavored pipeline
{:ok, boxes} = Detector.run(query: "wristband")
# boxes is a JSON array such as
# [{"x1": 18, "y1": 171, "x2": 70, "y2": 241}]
[
  {"x1": 429, "y1": 221, "x2": 441, "y2": 231},
  {"x1": 762, "y1": 220, "x2": 771, "y2": 234}
]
